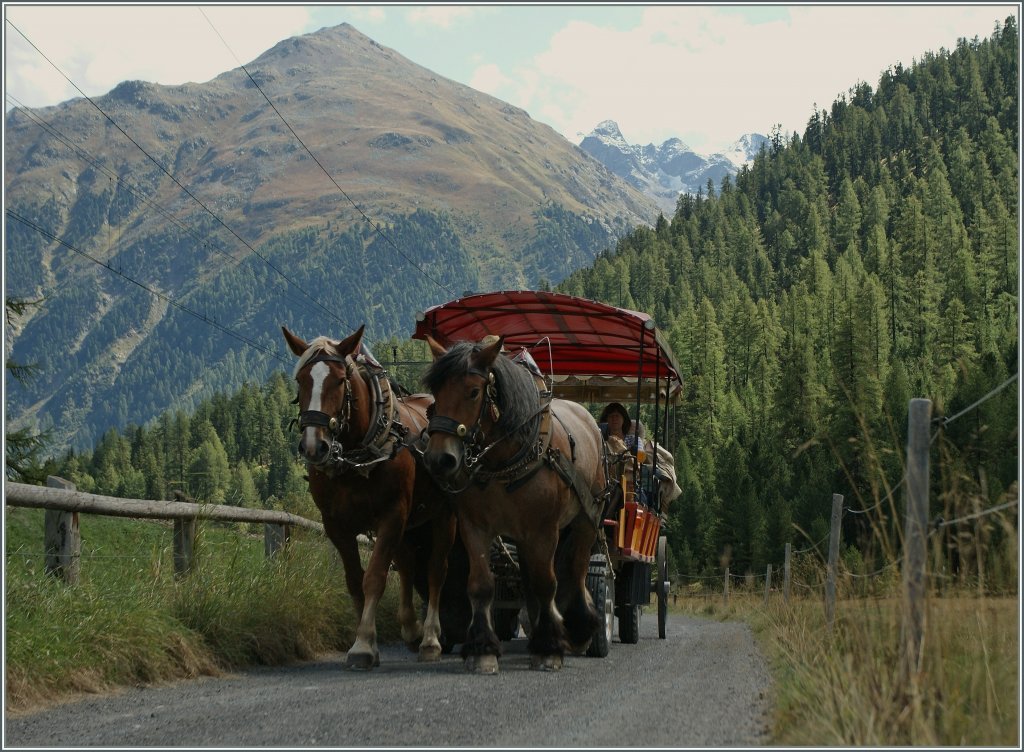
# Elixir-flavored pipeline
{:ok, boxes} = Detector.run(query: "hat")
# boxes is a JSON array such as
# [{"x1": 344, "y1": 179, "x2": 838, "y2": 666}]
[{"x1": 599, "y1": 402, "x2": 632, "y2": 433}]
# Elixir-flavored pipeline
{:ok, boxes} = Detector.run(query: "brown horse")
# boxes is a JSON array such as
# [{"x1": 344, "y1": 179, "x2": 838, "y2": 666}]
[
  {"x1": 282, "y1": 324, "x2": 455, "y2": 670},
  {"x1": 421, "y1": 335, "x2": 608, "y2": 673}
]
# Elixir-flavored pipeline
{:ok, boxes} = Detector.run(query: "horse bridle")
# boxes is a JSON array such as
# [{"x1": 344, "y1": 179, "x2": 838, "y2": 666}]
[
  {"x1": 294, "y1": 353, "x2": 355, "y2": 453},
  {"x1": 425, "y1": 364, "x2": 551, "y2": 492}
]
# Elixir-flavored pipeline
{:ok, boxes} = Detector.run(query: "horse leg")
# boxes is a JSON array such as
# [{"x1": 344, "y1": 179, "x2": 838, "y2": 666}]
[
  {"x1": 519, "y1": 532, "x2": 568, "y2": 671},
  {"x1": 419, "y1": 512, "x2": 456, "y2": 663},
  {"x1": 330, "y1": 532, "x2": 367, "y2": 618},
  {"x1": 460, "y1": 522, "x2": 501, "y2": 674},
  {"x1": 556, "y1": 517, "x2": 601, "y2": 654},
  {"x1": 345, "y1": 519, "x2": 403, "y2": 671},
  {"x1": 392, "y1": 544, "x2": 424, "y2": 652}
]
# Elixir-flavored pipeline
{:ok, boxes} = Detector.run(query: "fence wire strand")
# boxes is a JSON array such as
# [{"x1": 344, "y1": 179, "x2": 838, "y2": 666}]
[{"x1": 933, "y1": 373, "x2": 1018, "y2": 428}]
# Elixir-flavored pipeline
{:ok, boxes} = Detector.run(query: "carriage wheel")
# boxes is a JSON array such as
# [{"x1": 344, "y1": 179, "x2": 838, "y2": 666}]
[
  {"x1": 585, "y1": 554, "x2": 613, "y2": 657},
  {"x1": 657, "y1": 535, "x2": 668, "y2": 640},
  {"x1": 618, "y1": 603, "x2": 641, "y2": 644}
]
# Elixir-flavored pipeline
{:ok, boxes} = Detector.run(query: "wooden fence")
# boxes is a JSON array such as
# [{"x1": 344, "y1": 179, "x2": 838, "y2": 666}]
[{"x1": 5, "y1": 476, "x2": 325, "y2": 583}]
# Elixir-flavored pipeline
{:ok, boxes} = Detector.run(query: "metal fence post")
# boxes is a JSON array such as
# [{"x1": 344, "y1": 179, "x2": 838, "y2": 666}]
[
  {"x1": 825, "y1": 493, "x2": 843, "y2": 630},
  {"x1": 901, "y1": 398, "x2": 932, "y2": 683}
]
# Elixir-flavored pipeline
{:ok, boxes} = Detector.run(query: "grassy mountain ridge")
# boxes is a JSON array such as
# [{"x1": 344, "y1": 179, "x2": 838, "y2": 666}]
[{"x1": 5, "y1": 23, "x2": 658, "y2": 452}]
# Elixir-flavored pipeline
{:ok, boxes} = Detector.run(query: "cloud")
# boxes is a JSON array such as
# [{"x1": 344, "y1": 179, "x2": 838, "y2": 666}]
[
  {"x1": 491, "y1": 5, "x2": 1008, "y2": 154},
  {"x1": 405, "y1": 6, "x2": 476, "y2": 29},
  {"x1": 469, "y1": 63, "x2": 514, "y2": 96},
  {"x1": 5, "y1": 5, "x2": 310, "y2": 109}
]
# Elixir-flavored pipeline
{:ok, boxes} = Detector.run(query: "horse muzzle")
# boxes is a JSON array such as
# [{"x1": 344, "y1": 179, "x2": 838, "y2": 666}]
[
  {"x1": 422, "y1": 435, "x2": 464, "y2": 482},
  {"x1": 298, "y1": 431, "x2": 332, "y2": 465}
]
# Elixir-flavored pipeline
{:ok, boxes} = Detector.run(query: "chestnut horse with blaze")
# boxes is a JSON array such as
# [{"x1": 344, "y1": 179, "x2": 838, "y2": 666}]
[
  {"x1": 282, "y1": 324, "x2": 455, "y2": 670},
  {"x1": 422, "y1": 335, "x2": 608, "y2": 673}
]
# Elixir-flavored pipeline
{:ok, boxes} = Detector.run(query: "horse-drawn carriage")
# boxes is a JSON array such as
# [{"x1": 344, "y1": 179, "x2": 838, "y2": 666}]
[
  {"x1": 412, "y1": 290, "x2": 683, "y2": 658},
  {"x1": 284, "y1": 290, "x2": 681, "y2": 672}
]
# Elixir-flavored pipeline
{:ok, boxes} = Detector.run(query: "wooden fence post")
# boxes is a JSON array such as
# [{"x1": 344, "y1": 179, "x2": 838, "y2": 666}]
[
  {"x1": 264, "y1": 523, "x2": 291, "y2": 558},
  {"x1": 723, "y1": 567, "x2": 729, "y2": 606},
  {"x1": 901, "y1": 398, "x2": 932, "y2": 683},
  {"x1": 173, "y1": 517, "x2": 197, "y2": 577},
  {"x1": 783, "y1": 543, "x2": 792, "y2": 604},
  {"x1": 764, "y1": 563, "x2": 773, "y2": 605},
  {"x1": 825, "y1": 492, "x2": 843, "y2": 630},
  {"x1": 44, "y1": 476, "x2": 80, "y2": 584}
]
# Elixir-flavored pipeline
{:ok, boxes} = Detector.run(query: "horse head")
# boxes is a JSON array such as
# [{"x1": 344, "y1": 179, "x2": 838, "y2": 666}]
[
  {"x1": 421, "y1": 335, "x2": 502, "y2": 483},
  {"x1": 282, "y1": 324, "x2": 368, "y2": 467}
]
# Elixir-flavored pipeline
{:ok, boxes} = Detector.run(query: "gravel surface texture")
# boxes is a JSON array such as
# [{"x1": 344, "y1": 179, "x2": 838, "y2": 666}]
[{"x1": 5, "y1": 614, "x2": 773, "y2": 748}]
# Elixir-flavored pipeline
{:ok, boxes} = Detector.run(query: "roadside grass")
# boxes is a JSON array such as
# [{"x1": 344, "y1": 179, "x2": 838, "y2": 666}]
[
  {"x1": 670, "y1": 585, "x2": 1018, "y2": 746},
  {"x1": 4, "y1": 507, "x2": 403, "y2": 714}
]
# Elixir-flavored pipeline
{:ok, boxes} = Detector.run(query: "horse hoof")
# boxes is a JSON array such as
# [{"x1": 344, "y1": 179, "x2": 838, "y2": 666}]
[
  {"x1": 345, "y1": 652, "x2": 379, "y2": 671},
  {"x1": 530, "y1": 654, "x2": 563, "y2": 671},
  {"x1": 418, "y1": 645, "x2": 442, "y2": 663},
  {"x1": 465, "y1": 654, "x2": 499, "y2": 674}
]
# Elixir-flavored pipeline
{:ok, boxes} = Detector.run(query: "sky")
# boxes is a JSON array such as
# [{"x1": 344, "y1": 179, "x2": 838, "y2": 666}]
[{"x1": 3, "y1": 3, "x2": 1016, "y2": 155}]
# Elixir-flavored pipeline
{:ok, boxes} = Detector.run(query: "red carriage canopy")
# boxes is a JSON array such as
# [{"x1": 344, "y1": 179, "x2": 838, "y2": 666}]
[{"x1": 412, "y1": 290, "x2": 683, "y2": 404}]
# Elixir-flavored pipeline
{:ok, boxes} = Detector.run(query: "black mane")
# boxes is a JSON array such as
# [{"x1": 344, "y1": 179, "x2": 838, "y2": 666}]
[{"x1": 423, "y1": 341, "x2": 541, "y2": 446}]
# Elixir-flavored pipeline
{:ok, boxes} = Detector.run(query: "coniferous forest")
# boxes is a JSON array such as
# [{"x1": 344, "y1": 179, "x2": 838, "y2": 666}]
[{"x1": 40, "y1": 19, "x2": 1018, "y2": 580}]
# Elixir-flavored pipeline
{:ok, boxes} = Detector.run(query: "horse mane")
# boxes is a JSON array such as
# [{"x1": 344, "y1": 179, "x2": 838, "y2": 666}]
[
  {"x1": 292, "y1": 336, "x2": 343, "y2": 378},
  {"x1": 423, "y1": 341, "x2": 541, "y2": 447}
]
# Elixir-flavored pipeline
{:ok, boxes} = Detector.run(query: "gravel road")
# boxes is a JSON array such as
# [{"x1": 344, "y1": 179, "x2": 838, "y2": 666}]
[{"x1": 5, "y1": 614, "x2": 773, "y2": 747}]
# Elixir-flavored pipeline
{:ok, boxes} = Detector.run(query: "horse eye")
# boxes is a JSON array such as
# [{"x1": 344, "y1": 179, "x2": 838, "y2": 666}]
[{"x1": 469, "y1": 387, "x2": 481, "y2": 400}]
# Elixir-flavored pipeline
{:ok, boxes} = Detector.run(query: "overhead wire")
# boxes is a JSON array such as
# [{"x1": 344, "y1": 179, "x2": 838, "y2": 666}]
[
  {"x1": 5, "y1": 18, "x2": 355, "y2": 334},
  {"x1": 6, "y1": 209, "x2": 290, "y2": 366},
  {"x1": 197, "y1": 7, "x2": 457, "y2": 299},
  {"x1": 5, "y1": 91, "x2": 356, "y2": 332}
]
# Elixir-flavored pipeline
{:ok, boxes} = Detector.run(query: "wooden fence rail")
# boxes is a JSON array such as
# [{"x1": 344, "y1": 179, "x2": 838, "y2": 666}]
[{"x1": 5, "y1": 477, "x2": 324, "y2": 583}]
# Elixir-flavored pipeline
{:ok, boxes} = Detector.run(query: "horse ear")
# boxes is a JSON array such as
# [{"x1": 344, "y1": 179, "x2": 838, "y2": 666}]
[
  {"x1": 475, "y1": 335, "x2": 504, "y2": 368},
  {"x1": 337, "y1": 324, "x2": 366, "y2": 356},
  {"x1": 425, "y1": 335, "x2": 448, "y2": 361},
  {"x1": 282, "y1": 325, "x2": 308, "y2": 356}
]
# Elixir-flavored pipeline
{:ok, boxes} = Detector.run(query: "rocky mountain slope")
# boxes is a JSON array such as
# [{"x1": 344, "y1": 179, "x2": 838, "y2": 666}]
[{"x1": 4, "y1": 23, "x2": 659, "y2": 452}]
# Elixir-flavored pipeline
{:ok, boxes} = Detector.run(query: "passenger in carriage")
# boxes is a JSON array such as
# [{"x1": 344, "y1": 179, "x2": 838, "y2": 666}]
[{"x1": 598, "y1": 402, "x2": 644, "y2": 449}]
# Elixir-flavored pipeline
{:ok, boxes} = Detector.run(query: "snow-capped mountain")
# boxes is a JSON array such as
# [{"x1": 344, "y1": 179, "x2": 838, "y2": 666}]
[{"x1": 579, "y1": 120, "x2": 767, "y2": 213}]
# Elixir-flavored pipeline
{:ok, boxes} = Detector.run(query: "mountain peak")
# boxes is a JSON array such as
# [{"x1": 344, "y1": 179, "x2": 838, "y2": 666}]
[
  {"x1": 579, "y1": 120, "x2": 767, "y2": 211},
  {"x1": 591, "y1": 119, "x2": 625, "y2": 139}
]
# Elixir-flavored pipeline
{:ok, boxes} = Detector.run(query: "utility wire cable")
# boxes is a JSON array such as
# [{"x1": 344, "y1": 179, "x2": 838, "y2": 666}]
[
  {"x1": 6, "y1": 19, "x2": 354, "y2": 333},
  {"x1": 6, "y1": 93, "x2": 353, "y2": 331},
  {"x1": 7, "y1": 209, "x2": 290, "y2": 366},
  {"x1": 6, "y1": 93, "x2": 241, "y2": 266},
  {"x1": 198, "y1": 8, "x2": 456, "y2": 299}
]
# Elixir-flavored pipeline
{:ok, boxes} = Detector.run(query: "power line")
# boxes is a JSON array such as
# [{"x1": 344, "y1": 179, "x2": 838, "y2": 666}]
[
  {"x1": 6, "y1": 92, "x2": 357, "y2": 332},
  {"x1": 197, "y1": 8, "x2": 457, "y2": 299},
  {"x1": 6, "y1": 209, "x2": 290, "y2": 366},
  {"x1": 5, "y1": 18, "x2": 355, "y2": 333},
  {"x1": 5, "y1": 93, "x2": 241, "y2": 266}
]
